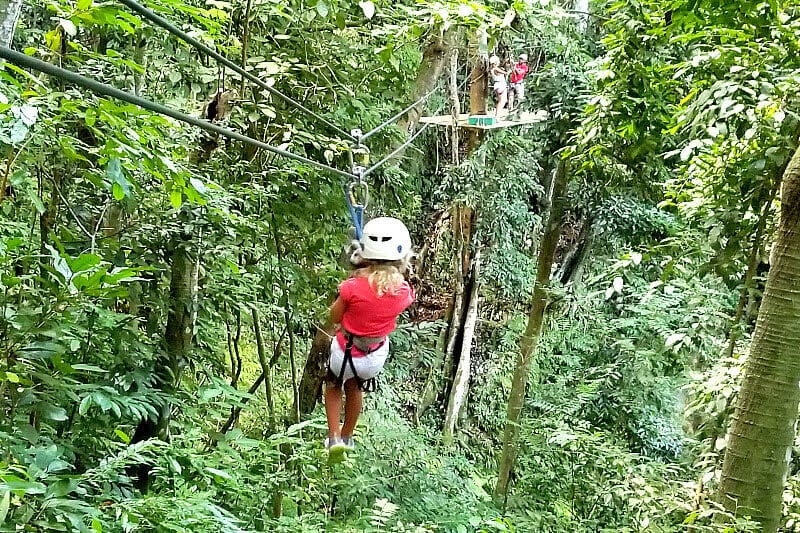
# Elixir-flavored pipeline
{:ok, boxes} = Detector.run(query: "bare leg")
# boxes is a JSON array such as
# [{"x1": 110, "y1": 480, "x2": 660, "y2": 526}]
[
  {"x1": 341, "y1": 378, "x2": 363, "y2": 439},
  {"x1": 325, "y1": 382, "x2": 343, "y2": 439},
  {"x1": 496, "y1": 91, "x2": 507, "y2": 118},
  {"x1": 508, "y1": 86, "x2": 514, "y2": 110}
]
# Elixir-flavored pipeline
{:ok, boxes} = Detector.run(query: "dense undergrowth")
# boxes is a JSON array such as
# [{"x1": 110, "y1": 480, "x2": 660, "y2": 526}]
[{"x1": 4, "y1": 0, "x2": 800, "y2": 531}]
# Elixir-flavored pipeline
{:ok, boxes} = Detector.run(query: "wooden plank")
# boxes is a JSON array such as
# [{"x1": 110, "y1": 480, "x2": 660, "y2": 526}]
[{"x1": 419, "y1": 110, "x2": 548, "y2": 130}]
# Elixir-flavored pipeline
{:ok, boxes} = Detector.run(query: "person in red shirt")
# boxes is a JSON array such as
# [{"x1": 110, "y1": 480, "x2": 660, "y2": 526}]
[
  {"x1": 324, "y1": 217, "x2": 415, "y2": 459},
  {"x1": 509, "y1": 54, "x2": 529, "y2": 111}
]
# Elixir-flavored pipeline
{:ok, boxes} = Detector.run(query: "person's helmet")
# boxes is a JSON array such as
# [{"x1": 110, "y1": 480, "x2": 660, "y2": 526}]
[
  {"x1": 489, "y1": 55, "x2": 500, "y2": 65},
  {"x1": 359, "y1": 217, "x2": 412, "y2": 261},
  {"x1": 519, "y1": 53, "x2": 528, "y2": 62}
]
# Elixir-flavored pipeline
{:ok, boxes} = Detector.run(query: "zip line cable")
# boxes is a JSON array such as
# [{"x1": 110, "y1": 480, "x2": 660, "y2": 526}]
[
  {"x1": 116, "y1": 0, "x2": 357, "y2": 143},
  {"x1": 360, "y1": 86, "x2": 438, "y2": 143},
  {"x1": 0, "y1": 47, "x2": 357, "y2": 180},
  {"x1": 363, "y1": 121, "x2": 433, "y2": 178},
  {"x1": 122, "y1": 0, "x2": 456, "y2": 149},
  {"x1": 362, "y1": 77, "x2": 470, "y2": 177}
]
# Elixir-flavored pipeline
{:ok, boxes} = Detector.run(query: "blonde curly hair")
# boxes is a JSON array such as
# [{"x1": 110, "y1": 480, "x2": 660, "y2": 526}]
[{"x1": 350, "y1": 252, "x2": 412, "y2": 297}]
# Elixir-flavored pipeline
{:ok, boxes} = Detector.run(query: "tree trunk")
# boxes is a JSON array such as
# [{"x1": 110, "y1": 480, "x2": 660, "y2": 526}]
[
  {"x1": 443, "y1": 249, "x2": 480, "y2": 443},
  {"x1": 132, "y1": 32, "x2": 147, "y2": 96},
  {"x1": 286, "y1": 309, "x2": 300, "y2": 423},
  {"x1": 449, "y1": 49, "x2": 460, "y2": 165},
  {"x1": 494, "y1": 158, "x2": 568, "y2": 503},
  {"x1": 163, "y1": 244, "x2": 198, "y2": 380},
  {"x1": 398, "y1": 33, "x2": 451, "y2": 133},
  {"x1": 557, "y1": 216, "x2": 594, "y2": 285},
  {"x1": 0, "y1": 0, "x2": 23, "y2": 48},
  {"x1": 131, "y1": 237, "x2": 199, "y2": 489},
  {"x1": 239, "y1": 0, "x2": 253, "y2": 97},
  {"x1": 717, "y1": 145, "x2": 800, "y2": 532},
  {"x1": 442, "y1": 205, "x2": 473, "y2": 385},
  {"x1": 252, "y1": 307, "x2": 276, "y2": 432},
  {"x1": 466, "y1": 32, "x2": 488, "y2": 153},
  {"x1": 573, "y1": 0, "x2": 589, "y2": 33},
  {"x1": 298, "y1": 322, "x2": 334, "y2": 415}
]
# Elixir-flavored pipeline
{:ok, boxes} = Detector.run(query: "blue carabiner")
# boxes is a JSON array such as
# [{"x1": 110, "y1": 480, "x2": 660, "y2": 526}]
[{"x1": 343, "y1": 182, "x2": 366, "y2": 240}]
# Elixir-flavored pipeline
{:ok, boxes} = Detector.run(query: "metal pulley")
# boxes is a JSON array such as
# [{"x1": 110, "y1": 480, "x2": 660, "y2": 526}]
[{"x1": 350, "y1": 128, "x2": 371, "y2": 168}]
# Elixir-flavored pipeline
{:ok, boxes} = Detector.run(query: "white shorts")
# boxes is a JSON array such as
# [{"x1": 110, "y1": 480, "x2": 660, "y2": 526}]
[
  {"x1": 511, "y1": 82, "x2": 525, "y2": 100},
  {"x1": 328, "y1": 337, "x2": 389, "y2": 383}
]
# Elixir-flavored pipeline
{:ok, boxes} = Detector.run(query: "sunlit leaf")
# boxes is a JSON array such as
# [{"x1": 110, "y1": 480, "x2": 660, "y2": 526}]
[{"x1": 359, "y1": 0, "x2": 375, "y2": 19}]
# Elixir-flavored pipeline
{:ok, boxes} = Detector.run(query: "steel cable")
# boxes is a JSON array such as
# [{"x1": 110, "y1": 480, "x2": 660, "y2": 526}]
[
  {"x1": 0, "y1": 46, "x2": 357, "y2": 180},
  {"x1": 117, "y1": 0, "x2": 357, "y2": 142},
  {"x1": 362, "y1": 77, "x2": 470, "y2": 177},
  {"x1": 359, "y1": 86, "x2": 438, "y2": 143}
]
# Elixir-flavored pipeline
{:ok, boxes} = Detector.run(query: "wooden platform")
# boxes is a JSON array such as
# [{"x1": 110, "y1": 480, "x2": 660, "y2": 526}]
[{"x1": 419, "y1": 110, "x2": 548, "y2": 130}]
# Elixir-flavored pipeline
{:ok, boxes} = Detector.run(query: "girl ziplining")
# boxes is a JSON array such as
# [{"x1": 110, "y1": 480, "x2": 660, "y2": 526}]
[{"x1": 324, "y1": 217, "x2": 416, "y2": 462}]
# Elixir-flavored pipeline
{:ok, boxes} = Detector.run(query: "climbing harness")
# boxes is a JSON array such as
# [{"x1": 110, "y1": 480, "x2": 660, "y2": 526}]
[{"x1": 330, "y1": 332, "x2": 384, "y2": 393}]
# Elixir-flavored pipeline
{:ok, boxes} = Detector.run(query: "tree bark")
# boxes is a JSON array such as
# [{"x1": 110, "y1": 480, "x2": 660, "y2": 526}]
[
  {"x1": 163, "y1": 244, "x2": 198, "y2": 379},
  {"x1": 398, "y1": 33, "x2": 451, "y2": 133},
  {"x1": 132, "y1": 237, "x2": 199, "y2": 489},
  {"x1": 573, "y1": 0, "x2": 590, "y2": 33},
  {"x1": 449, "y1": 49, "x2": 460, "y2": 165},
  {"x1": 286, "y1": 309, "x2": 300, "y2": 423},
  {"x1": 494, "y1": 158, "x2": 568, "y2": 503},
  {"x1": 443, "y1": 249, "x2": 480, "y2": 443},
  {"x1": 298, "y1": 322, "x2": 334, "y2": 415},
  {"x1": 557, "y1": 216, "x2": 594, "y2": 285},
  {"x1": 252, "y1": 307, "x2": 276, "y2": 432},
  {"x1": 466, "y1": 32, "x2": 488, "y2": 153},
  {"x1": 0, "y1": 0, "x2": 23, "y2": 48},
  {"x1": 132, "y1": 32, "x2": 147, "y2": 96},
  {"x1": 239, "y1": 0, "x2": 253, "y2": 97},
  {"x1": 717, "y1": 145, "x2": 800, "y2": 532},
  {"x1": 442, "y1": 205, "x2": 473, "y2": 386}
]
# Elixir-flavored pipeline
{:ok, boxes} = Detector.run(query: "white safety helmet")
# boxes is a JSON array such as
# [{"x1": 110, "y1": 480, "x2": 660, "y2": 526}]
[
  {"x1": 519, "y1": 53, "x2": 528, "y2": 62},
  {"x1": 489, "y1": 55, "x2": 500, "y2": 65},
  {"x1": 359, "y1": 217, "x2": 412, "y2": 261}
]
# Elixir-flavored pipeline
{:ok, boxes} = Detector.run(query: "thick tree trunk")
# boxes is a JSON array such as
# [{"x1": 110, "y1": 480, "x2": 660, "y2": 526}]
[
  {"x1": 399, "y1": 33, "x2": 451, "y2": 133},
  {"x1": 573, "y1": 0, "x2": 589, "y2": 32},
  {"x1": 717, "y1": 146, "x2": 800, "y2": 532},
  {"x1": 239, "y1": 0, "x2": 253, "y2": 96},
  {"x1": 466, "y1": 34, "x2": 488, "y2": 153},
  {"x1": 494, "y1": 159, "x2": 568, "y2": 503},
  {"x1": 0, "y1": 0, "x2": 23, "y2": 48},
  {"x1": 442, "y1": 205, "x2": 473, "y2": 385},
  {"x1": 132, "y1": 33, "x2": 147, "y2": 96},
  {"x1": 557, "y1": 216, "x2": 593, "y2": 285},
  {"x1": 443, "y1": 249, "x2": 480, "y2": 443},
  {"x1": 163, "y1": 244, "x2": 198, "y2": 378},
  {"x1": 286, "y1": 309, "x2": 300, "y2": 423}
]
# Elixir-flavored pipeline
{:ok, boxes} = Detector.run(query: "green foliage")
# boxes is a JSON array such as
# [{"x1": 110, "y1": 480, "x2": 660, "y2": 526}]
[{"x1": 4, "y1": 0, "x2": 800, "y2": 530}]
